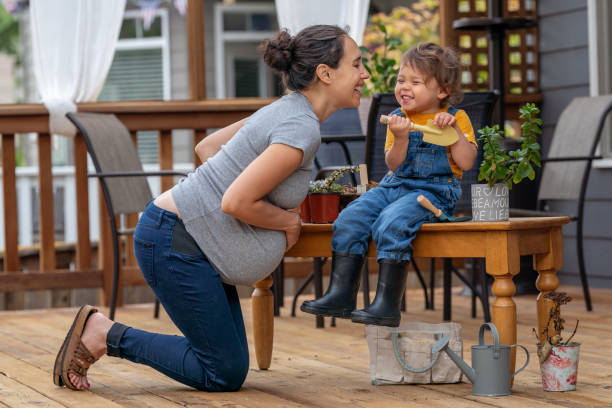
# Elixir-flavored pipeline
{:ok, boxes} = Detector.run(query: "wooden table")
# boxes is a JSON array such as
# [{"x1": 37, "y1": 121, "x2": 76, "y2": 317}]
[{"x1": 251, "y1": 216, "x2": 570, "y2": 372}]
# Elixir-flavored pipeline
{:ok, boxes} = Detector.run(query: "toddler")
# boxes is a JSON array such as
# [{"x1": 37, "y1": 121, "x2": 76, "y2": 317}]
[{"x1": 302, "y1": 43, "x2": 476, "y2": 327}]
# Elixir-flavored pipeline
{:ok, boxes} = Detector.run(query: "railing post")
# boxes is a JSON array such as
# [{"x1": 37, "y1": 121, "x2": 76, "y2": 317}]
[
  {"x1": 2, "y1": 133, "x2": 22, "y2": 309},
  {"x1": 98, "y1": 185, "x2": 116, "y2": 307},
  {"x1": 74, "y1": 135, "x2": 91, "y2": 270}
]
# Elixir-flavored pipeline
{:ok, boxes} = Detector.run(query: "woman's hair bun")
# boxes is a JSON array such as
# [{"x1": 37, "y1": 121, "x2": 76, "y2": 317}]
[{"x1": 261, "y1": 30, "x2": 294, "y2": 72}]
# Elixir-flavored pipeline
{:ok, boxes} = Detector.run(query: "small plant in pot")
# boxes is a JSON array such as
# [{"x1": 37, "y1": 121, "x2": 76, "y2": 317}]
[
  {"x1": 472, "y1": 103, "x2": 541, "y2": 222},
  {"x1": 302, "y1": 166, "x2": 359, "y2": 223},
  {"x1": 533, "y1": 291, "x2": 580, "y2": 392}
]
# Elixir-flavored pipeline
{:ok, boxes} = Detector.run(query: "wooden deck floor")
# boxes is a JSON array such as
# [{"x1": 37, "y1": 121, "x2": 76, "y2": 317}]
[{"x1": 0, "y1": 285, "x2": 611, "y2": 407}]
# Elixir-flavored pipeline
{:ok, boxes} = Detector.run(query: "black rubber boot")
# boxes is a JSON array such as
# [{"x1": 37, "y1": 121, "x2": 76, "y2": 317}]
[
  {"x1": 351, "y1": 259, "x2": 408, "y2": 327},
  {"x1": 300, "y1": 252, "x2": 365, "y2": 318}
]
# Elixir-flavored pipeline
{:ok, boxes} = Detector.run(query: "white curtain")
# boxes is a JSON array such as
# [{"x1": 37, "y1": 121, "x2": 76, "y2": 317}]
[
  {"x1": 275, "y1": 0, "x2": 370, "y2": 45},
  {"x1": 30, "y1": 0, "x2": 126, "y2": 136}
]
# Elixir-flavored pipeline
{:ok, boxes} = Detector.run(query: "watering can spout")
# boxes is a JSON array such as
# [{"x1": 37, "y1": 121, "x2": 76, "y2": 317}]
[{"x1": 433, "y1": 334, "x2": 477, "y2": 384}]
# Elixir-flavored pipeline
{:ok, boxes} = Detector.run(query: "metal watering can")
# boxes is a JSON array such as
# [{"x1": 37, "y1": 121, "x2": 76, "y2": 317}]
[{"x1": 434, "y1": 322, "x2": 530, "y2": 396}]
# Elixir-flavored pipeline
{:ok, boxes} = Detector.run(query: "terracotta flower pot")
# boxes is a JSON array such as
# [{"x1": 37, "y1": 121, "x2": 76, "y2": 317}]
[
  {"x1": 299, "y1": 197, "x2": 311, "y2": 223},
  {"x1": 539, "y1": 342, "x2": 580, "y2": 391},
  {"x1": 308, "y1": 193, "x2": 340, "y2": 223}
]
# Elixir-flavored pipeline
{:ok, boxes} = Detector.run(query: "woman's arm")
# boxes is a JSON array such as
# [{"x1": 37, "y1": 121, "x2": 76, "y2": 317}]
[
  {"x1": 195, "y1": 118, "x2": 248, "y2": 163},
  {"x1": 221, "y1": 143, "x2": 304, "y2": 251}
]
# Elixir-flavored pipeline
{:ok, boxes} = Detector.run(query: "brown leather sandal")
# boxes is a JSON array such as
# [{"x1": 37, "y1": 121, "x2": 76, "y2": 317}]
[{"x1": 53, "y1": 305, "x2": 99, "y2": 390}]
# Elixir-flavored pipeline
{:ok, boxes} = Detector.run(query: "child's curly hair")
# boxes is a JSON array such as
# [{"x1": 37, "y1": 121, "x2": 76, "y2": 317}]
[{"x1": 400, "y1": 43, "x2": 463, "y2": 106}]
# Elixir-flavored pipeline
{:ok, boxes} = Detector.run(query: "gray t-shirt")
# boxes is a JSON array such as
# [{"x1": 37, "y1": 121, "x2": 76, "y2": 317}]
[{"x1": 171, "y1": 92, "x2": 320, "y2": 285}]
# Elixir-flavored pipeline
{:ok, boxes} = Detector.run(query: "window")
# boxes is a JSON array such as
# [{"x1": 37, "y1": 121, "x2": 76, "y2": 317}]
[
  {"x1": 98, "y1": 8, "x2": 170, "y2": 164},
  {"x1": 214, "y1": 3, "x2": 282, "y2": 98}
]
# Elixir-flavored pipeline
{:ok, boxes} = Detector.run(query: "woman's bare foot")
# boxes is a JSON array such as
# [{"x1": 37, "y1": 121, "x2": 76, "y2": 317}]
[{"x1": 68, "y1": 312, "x2": 114, "y2": 390}]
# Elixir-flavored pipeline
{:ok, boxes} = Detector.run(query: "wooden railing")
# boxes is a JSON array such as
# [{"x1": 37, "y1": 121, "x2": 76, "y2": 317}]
[{"x1": 0, "y1": 98, "x2": 274, "y2": 307}]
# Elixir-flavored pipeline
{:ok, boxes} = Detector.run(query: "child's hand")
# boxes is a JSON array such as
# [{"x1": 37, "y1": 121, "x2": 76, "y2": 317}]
[
  {"x1": 434, "y1": 112, "x2": 458, "y2": 129},
  {"x1": 388, "y1": 115, "x2": 413, "y2": 139}
]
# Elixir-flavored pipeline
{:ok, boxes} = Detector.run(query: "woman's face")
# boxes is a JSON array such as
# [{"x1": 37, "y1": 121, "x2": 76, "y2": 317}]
[{"x1": 328, "y1": 36, "x2": 370, "y2": 108}]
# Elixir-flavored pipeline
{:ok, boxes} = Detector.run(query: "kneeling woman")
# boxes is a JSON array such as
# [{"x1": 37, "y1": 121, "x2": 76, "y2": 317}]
[{"x1": 53, "y1": 24, "x2": 369, "y2": 392}]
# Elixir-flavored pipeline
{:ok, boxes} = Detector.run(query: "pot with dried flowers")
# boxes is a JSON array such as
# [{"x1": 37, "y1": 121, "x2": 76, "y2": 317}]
[
  {"x1": 533, "y1": 291, "x2": 580, "y2": 391},
  {"x1": 302, "y1": 166, "x2": 360, "y2": 223}
]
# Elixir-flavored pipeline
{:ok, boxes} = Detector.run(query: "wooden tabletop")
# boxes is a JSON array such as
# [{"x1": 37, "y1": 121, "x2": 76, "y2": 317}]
[{"x1": 301, "y1": 216, "x2": 570, "y2": 232}]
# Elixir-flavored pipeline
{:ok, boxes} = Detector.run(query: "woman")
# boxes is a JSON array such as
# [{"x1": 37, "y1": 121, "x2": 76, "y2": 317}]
[{"x1": 53, "y1": 24, "x2": 369, "y2": 392}]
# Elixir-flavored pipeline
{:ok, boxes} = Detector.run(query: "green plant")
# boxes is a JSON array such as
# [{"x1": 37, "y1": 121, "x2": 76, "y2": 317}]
[
  {"x1": 477, "y1": 103, "x2": 542, "y2": 189},
  {"x1": 533, "y1": 291, "x2": 579, "y2": 363},
  {"x1": 309, "y1": 166, "x2": 359, "y2": 193},
  {"x1": 360, "y1": 1, "x2": 439, "y2": 96},
  {"x1": 359, "y1": 24, "x2": 402, "y2": 96}
]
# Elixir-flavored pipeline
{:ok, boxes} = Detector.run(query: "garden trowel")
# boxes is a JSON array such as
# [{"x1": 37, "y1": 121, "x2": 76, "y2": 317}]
[
  {"x1": 380, "y1": 115, "x2": 459, "y2": 146},
  {"x1": 417, "y1": 195, "x2": 471, "y2": 222}
]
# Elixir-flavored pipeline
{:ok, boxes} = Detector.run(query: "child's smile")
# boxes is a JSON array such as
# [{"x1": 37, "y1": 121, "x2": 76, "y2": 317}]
[{"x1": 395, "y1": 64, "x2": 448, "y2": 114}]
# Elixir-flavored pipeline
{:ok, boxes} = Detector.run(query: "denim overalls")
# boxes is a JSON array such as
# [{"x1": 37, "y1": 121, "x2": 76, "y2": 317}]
[{"x1": 332, "y1": 107, "x2": 462, "y2": 262}]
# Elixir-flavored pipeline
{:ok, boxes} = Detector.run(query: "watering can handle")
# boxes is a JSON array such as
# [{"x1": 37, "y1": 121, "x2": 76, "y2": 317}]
[
  {"x1": 391, "y1": 332, "x2": 441, "y2": 373},
  {"x1": 510, "y1": 344, "x2": 530, "y2": 377},
  {"x1": 478, "y1": 322, "x2": 500, "y2": 347}
]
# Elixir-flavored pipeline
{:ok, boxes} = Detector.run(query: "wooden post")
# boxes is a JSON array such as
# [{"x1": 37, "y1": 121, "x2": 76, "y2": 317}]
[
  {"x1": 187, "y1": 0, "x2": 206, "y2": 100},
  {"x1": 158, "y1": 130, "x2": 174, "y2": 192},
  {"x1": 252, "y1": 275, "x2": 274, "y2": 370},
  {"x1": 439, "y1": 0, "x2": 458, "y2": 48},
  {"x1": 74, "y1": 135, "x2": 91, "y2": 270},
  {"x1": 2, "y1": 134, "x2": 22, "y2": 309}
]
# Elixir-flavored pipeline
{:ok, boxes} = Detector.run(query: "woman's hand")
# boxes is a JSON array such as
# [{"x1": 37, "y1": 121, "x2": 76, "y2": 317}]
[{"x1": 284, "y1": 209, "x2": 302, "y2": 252}]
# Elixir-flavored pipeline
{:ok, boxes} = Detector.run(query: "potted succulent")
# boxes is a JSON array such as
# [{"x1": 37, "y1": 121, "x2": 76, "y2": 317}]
[
  {"x1": 472, "y1": 103, "x2": 541, "y2": 221},
  {"x1": 301, "y1": 166, "x2": 360, "y2": 223},
  {"x1": 533, "y1": 291, "x2": 580, "y2": 392}
]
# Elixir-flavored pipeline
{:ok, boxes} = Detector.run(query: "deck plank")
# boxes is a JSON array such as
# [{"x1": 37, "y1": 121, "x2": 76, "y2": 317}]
[{"x1": 0, "y1": 285, "x2": 611, "y2": 407}]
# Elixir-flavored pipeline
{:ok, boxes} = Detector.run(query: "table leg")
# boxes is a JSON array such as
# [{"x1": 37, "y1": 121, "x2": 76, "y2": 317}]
[
  {"x1": 491, "y1": 273, "x2": 517, "y2": 370},
  {"x1": 534, "y1": 227, "x2": 564, "y2": 343},
  {"x1": 252, "y1": 275, "x2": 274, "y2": 370},
  {"x1": 486, "y1": 231, "x2": 520, "y2": 377}
]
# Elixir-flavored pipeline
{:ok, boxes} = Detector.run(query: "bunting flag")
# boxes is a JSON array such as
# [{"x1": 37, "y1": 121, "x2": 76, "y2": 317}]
[
  {"x1": 138, "y1": 0, "x2": 160, "y2": 30},
  {"x1": 173, "y1": 0, "x2": 186, "y2": 16}
]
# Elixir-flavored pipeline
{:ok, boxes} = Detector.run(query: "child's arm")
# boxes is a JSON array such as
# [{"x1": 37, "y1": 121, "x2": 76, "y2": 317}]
[
  {"x1": 384, "y1": 115, "x2": 413, "y2": 171},
  {"x1": 434, "y1": 112, "x2": 477, "y2": 170}
]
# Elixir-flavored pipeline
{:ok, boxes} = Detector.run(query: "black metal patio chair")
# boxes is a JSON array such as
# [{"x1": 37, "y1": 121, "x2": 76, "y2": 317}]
[{"x1": 67, "y1": 112, "x2": 189, "y2": 320}]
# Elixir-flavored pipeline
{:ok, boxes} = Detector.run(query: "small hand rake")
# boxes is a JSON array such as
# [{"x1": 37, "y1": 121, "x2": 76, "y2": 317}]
[{"x1": 417, "y1": 195, "x2": 471, "y2": 222}]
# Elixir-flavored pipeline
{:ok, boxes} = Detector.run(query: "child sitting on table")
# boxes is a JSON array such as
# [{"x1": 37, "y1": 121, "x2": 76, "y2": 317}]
[{"x1": 301, "y1": 43, "x2": 476, "y2": 327}]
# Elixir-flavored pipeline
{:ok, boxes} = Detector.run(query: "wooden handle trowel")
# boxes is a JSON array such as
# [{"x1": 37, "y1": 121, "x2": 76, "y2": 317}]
[
  {"x1": 417, "y1": 195, "x2": 471, "y2": 222},
  {"x1": 380, "y1": 115, "x2": 459, "y2": 146}
]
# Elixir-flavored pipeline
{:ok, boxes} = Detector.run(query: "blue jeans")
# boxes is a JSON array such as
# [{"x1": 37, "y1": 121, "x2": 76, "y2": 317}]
[
  {"x1": 107, "y1": 201, "x2": 249, "y2": 391},
  {"x1": 332, "y1": 176, "x2": 461, "y2": 262}
]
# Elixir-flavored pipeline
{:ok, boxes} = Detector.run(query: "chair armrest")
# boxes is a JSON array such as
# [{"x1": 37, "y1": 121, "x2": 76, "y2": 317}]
[
  {"x1": 88, "y1": 170, "x2": 189, "y2": 178},
  {"x1": 541, "y1": 155, "x2": 602, "y2": 163}
]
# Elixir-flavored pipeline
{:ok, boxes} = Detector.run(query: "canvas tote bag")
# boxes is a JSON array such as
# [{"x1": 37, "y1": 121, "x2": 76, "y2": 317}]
[{"x1": 365, "y1": 322, "x2": 463, "y2": 385}]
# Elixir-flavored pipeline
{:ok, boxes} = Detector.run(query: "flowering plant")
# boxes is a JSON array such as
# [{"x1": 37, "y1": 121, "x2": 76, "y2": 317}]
[{"x1": 309, "y1": 166, "x2": 360, "y2": 193}]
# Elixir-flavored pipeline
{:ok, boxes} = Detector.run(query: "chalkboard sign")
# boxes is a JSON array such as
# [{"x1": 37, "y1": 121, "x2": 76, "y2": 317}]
[{"x1": 471, "y1": 183, "x2": 509, "y2": 222}]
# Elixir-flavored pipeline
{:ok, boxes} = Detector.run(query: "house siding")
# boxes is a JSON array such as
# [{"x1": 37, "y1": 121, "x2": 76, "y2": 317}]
[{"x1": 539, "y1": 0, "x2": 612, "y2": 289}]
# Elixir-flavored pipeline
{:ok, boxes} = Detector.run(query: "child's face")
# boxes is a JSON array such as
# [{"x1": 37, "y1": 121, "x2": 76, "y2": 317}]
[{"x1": 394, "y1": 64, "x2": 448, "y2": 114}]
